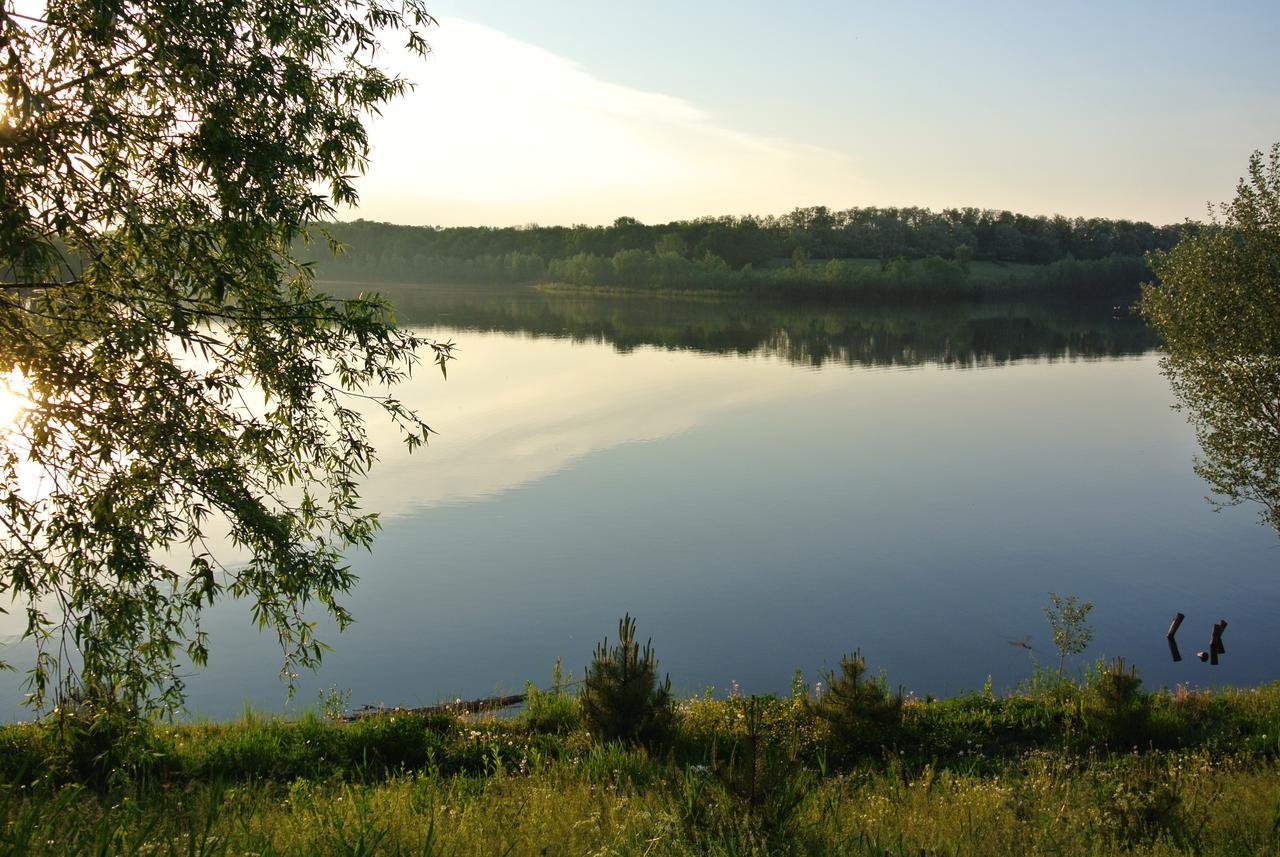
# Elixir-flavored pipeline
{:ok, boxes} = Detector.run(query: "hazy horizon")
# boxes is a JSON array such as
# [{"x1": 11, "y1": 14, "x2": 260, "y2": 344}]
[{"x1": 335, "y1": 201, "x2": 1190, "y2": 232}]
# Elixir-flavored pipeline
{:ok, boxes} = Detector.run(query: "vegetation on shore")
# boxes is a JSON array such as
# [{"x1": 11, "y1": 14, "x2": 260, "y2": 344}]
[
  {"x1": 537, "y1": 250, "x2": 1153, "y2": 298},
  {"x1": 2, "y1": 656, "x2": 1277, "y2": 854},
  {"x1": 1140, "y1": 143, "x2": 1280, "y2": 536},
  {"x1": 307, "y1": 209, "x2": 1180, "y2": 298}
]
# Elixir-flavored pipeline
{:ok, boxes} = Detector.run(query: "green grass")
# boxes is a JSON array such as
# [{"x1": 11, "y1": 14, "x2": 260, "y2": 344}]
[
  {"x1": 1, "y1": 747, "x2": 1277, "y2": 854},
  {"x1": 1, "y1": 681, "x2": 1278, "y2": 854}
]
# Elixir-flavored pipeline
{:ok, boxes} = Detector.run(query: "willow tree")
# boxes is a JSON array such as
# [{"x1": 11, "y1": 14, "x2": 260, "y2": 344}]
[
  {"x1": 0, "y1": 1, "x2": 450, "y2": 712},
  {"x1": 1141, "y1": 144, "x2": 1280, "y2": 534}
]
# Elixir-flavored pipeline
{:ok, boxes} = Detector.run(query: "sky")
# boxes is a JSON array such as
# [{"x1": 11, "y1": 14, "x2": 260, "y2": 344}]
[{"x1": 349, "y1": 0, "x2": 1280, "y2": 227}]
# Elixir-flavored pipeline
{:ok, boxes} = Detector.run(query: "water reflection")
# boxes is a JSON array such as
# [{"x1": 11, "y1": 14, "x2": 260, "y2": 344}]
[
  {"x1": 330, "y1": 283, "x2": 1158, "y2": 369},
  {"x1": 3, "y1": 285, "x2": 1272, "y2": 722},
  {"x1": 355, "y1": 332, "x2": 846, "y2": 517}
]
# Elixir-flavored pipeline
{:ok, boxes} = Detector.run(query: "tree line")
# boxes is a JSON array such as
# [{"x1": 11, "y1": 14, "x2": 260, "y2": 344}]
[{"x1": 310, "y1": 206, "x2": 1187, "y2": 288}]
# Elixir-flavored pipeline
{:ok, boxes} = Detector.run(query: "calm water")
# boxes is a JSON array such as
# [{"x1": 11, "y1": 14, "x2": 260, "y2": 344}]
[{"x1": 2, "y1": 285, "x2": 1277, "y2": 717}]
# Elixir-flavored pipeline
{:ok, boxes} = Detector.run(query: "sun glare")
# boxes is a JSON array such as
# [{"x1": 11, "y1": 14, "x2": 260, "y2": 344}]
[{"x1": 0, "y1": 372, "x2": 31, "y2": 434}]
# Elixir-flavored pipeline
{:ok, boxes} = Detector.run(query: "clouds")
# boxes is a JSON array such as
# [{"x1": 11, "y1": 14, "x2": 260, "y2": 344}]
[
  {"x1": 322, "y1": 328, "x2": 846, "y2": 518},
  {"x1": 351, "y1": 19, "x2": 863, "y2": 226}
]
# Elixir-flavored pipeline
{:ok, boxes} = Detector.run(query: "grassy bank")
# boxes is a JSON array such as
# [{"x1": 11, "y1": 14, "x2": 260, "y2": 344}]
[{"x1": 2, "y1": 676, "x2": 1278, "y2": 854}]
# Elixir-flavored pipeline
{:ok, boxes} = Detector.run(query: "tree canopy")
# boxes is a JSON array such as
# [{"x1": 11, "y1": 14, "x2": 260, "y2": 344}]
[
  {"x1": 0, "y1": 0, "x2": 449, "y2": 712},
  {"x1": 1141, "y1": 144, "x2": 1280, "y2": 534},
  {"x1": 310, "y1": 208, "x2": 1185, "y2": 286}
]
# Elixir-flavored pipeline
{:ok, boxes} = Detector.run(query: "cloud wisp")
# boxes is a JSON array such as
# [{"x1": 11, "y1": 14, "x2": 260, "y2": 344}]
[{"x1": 353, "y1": 19, "x2": 863, "y2": 226}]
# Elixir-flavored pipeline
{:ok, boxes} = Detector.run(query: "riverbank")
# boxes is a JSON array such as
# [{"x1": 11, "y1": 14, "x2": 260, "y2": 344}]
[
  {"x1": 320, "y1": 252, "x2": 1154, "y2": 302},
  {"x1": 538, "y1": 253, "x2": 1152, "y2": 300},
  {"x1": 3, "y1": 676, "x2": 1277, "y2": 854}
]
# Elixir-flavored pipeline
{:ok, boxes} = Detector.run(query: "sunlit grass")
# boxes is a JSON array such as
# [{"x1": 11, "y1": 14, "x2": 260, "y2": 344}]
[
  {"x1": 0, "y1": 752, "x2": 1277, "y2": 855},
  {"x1": 0, "y1": 682, "x2": 1277, "y2": 854}
]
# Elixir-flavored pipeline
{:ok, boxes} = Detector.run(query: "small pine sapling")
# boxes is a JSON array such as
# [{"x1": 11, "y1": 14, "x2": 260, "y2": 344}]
[
  {"x1": 1084, "y1": 657, "x2": 1149, "y2": 749},
  {"x1": 806, "y1": 649, "x2": 903, "y2": 760},
  {"x1": 580, "y1": 614, "x2": 673, "y2": 745}
]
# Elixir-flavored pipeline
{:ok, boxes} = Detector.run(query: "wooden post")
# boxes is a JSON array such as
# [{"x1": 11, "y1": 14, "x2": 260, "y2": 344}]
[
  {"x1": 1211, "y1": 620, "x2": 1227, "y2": 656},
  {"x1": 1167, "y1": 637, "x2": 1182, "y2": 662},
  {"x1": 1166, "y1": 612, "x2": 1185, "y2": 639}
]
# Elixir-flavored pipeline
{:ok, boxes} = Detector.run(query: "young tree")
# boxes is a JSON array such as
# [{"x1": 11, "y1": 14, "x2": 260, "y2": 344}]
[
  {"x1": 805, "y1": 649, "x2": 902, "y2": 760},
  {"x1": 1140, "y1": 144, "x2": 1280, "y2": 534},
  {"x1": 1044, "y1": 592, "x2": 1093, "y2": 681},
  {"x1": 0, "y1": 1, "x2": 449, "y2": 712},
  {"x1": 580, "y1": 614, "x2": 672, "y2": 745}
]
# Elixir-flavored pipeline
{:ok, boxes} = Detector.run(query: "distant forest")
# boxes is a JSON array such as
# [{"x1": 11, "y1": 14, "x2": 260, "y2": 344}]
[{"x1": 308, "y1": 206, "x2": 1188, "y2": 296}]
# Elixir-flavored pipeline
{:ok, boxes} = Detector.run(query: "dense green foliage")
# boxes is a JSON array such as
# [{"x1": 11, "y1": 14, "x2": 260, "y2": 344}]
[
  {"x1": 309, "y1": 213, "x2": 1170, "y2": 296},
  {"x1": 1141, "y1": 144, "x2": 1280, "y2": 534},
  {"x1": 540, "y1": 249, "x2": 1152, "y2": 297},
  {"x1": 314, "y1": 207, "x2": 1183, "y2": 280},
  {"x1": 0, "y1": 2, "x2": 448, "y2": 711},
  {"x1": 0, "y1": 678, "x2": 1278, "y2": 854}
]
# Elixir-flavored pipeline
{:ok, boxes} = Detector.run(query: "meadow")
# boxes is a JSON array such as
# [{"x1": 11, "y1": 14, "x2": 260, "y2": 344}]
[{"x1": 2, "y1": 663, "x2": 1278, "y2": 856}]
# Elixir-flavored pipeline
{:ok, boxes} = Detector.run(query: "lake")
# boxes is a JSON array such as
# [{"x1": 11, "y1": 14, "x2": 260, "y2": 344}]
[{"x1": 2, "y1": 285, "x2": 1277, "y2": 718}]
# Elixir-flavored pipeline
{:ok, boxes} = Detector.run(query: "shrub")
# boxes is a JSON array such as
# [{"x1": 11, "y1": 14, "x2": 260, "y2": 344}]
[
  {"x1": 580, "y1": 614, "x2": 672, "y2": 746},
  {"x1": 712, "y1": 695, "x2": 813, "y2": 841},
  {"x1": 1084, "y1": 657, "x2": 1149, "y2": 749},
  {"x1": 807, "y1": 650, "x2": 903, "y2": 761},
  {"x1": 524, "y1": 658, "x2": 580, "y2": 735},
  {"x1": 345, "y1": 711, "x2": 451, "y2": 775},
  {"x1": 44, "y1": 686, "x2": 164, "y2": 788}
]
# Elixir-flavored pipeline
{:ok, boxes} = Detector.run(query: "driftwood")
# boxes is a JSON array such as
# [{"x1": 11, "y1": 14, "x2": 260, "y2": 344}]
[
  {"x1": 1209, "y1": 620, "x2": 1227, "y2": 663},
  {"x1": 343, "y1": 692, "x2": 527, "y2": 722},
  {"x1": 1167, "y1": 612, "x2": 1186, "y2": 662},
  {"x1": 1168, "y1": 613, "x2": 1231, "y2": 665}
]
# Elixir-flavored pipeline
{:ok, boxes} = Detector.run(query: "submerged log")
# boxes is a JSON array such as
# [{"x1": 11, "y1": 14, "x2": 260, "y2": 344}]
[
  {"x1": 343, "y1": 692, "x2": 528, "y2": 722},
  {"x1": 1168, "y1": 636, "x2": 1182, "y2": 662}
]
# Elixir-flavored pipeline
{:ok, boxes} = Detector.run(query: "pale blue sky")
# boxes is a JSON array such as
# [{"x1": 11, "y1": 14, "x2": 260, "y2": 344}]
[{"x1": 353, "y1": 1, "x2": 1280, "y2": 226}]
